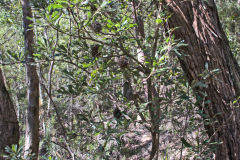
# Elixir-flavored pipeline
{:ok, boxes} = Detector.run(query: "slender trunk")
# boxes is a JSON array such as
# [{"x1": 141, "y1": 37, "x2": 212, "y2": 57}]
[
  {"x1": 0, "y1": 68, "x2": 20, "y2": 159},
  {"x1": 21, "y1": 0, "x2": 40, "y2": 159},
  {"x1": 47, "y1": 61, "x2": 54, "y2": 115},
  {"x1": 164, "y1": 0, "x2": 240, "y2": 159},
  {"x1": 132, "y1": 1, "x2": 161, "y2": 159}
]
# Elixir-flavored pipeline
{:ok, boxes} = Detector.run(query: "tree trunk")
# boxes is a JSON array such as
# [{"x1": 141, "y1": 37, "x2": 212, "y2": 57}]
[
  {"x1": 21, "y1": 0, "x2": 40, "y2": 159},
  {"x1": 0, "y1": 68, "x2": 20, "y2": 159},
  {"x1": 132, "y1": 1, "x2": 161, "y2": 159},
  {"x1": 164, "y1": 0, "x2": 240, "y2": 159}
]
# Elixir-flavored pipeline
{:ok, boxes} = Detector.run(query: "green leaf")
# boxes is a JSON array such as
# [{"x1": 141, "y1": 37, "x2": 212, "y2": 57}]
[
  {"x1": 156, "y1": 18, "x2": 162, "y2": 24},
  {"x1": 87, "y1": 11, "x2": 92, "y2": 18},
  {"x1": 181, "y1": 137, "x2": 192, "y2": 148},
  {"x1": 211, "y1": 68, "x2": 220, "y2": 74},
  {"x1": 33, "y1": 53, "x2": 41, "y2": 57},
  {"x1": 56, "y1": 0, "x2": 68, "y2": 3},
  {"x1": 128, "y1": 23, "x2": 136, "y2": 28},
  {"x1": 174, "y1": 49, "x2": 182, "y2": 57},
  {"x1": 12, "y1": 145, "x2": 17, "y2": 152},
  {"x1": 101, "y1": 0, "x2": 109, "y2": 8},
  {"x1": 205, "y1": 62, "x2": 208, "y2": 70},
  {"x1": 94, "y1": 132, "x2": 101, "y2": 136},
  {"x1": 59, "y1": 45, "x2": 67, "y2": 52},
  {"x1": 121, "y1": 20, "x2": 128, "y2": 26},
  {"x1": 52, "y1": 4, "x2": 64, "y2": 9},
  {"x1": 82, "y1": 63, "x2": 92, "y2": 68},
  {"x1": 176, "y1": 42, "x2": 188, "y2": 47},
  {"x1": 52, "y1": 10, "x2": 59, "y2": 17},
  {"x1": 48, "y1": 4, "x2": 53, "y2": 12},
  {"x1": 193, "y1": 81, "x2": 208, "y2": 88}
]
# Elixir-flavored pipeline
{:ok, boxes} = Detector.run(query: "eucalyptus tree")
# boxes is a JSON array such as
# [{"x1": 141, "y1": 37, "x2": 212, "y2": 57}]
[
  {"x1": 163, "y1": 0, "x2": 240, "y2": 159},
  {"x1": 21, "y1": 0, "x2": 40, "y2": 159},
  {"x1": 0, "y1": 68, "x2": 20, "y2": 159}
]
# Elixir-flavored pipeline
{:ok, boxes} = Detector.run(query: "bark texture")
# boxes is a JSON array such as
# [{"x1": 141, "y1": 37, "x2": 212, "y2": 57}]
[
  {"x1": 21, "y1": 0, "x2": 40, "y2": 159},
  {"x1": 0, "y1": 68, "x2": 20, "y2": 159},
  {"x1": 164, "y1": 0, "x2": 240, "y2": 159}
]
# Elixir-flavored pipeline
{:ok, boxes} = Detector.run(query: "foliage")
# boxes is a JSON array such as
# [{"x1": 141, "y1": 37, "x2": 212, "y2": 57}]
[
  {"x1": 3, "y1": 144, "x2": 42, "y2": 160},
  {"x1": 0, "y1": 0, "x2": 239, "y2": 159},
  {"x1": 217, "y1": 0, "x2": 240, "y2": 61},
  {"x1": 2, "y1": 141, "x2": 57, "y2": 160}
]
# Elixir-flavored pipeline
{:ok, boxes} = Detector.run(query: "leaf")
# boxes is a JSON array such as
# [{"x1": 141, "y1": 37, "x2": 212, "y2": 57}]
[
  {"x1": 87, "y1": 11, "x2": 92, "y2": 18},
  {"x1": 181, "y1": 137, "x2": 192, "y2": 148},
  {"x1": 59, "y1": 44, "x2": 67, "y2": 52},
  {"x1": 174, "y1": 49, "x2": 182, "y2": 57},
  {"x1": 52, "y1": 10, "x2": 60, "y2": 18},
  {"x1": 160, "y1": 45, "x2": 170, "y2": 54},
  {"x1": 156, "y1": 18, "x2": 163, "y2": 24},
  {"x1": 193, "y1": 81, "x2": 208, "y2": 88},
  {"x1": 82, "y1": 63, "x2": 92, "y2": 68},
  {"x1": 12, "y1": 144, "x2": 17, "y2": 152},
  {"x1": 48, "y1": 4, "x2": 53, "y2": 12},
  {"x1": 205, "y1": 62, "x2": 208, "y2": 70},
  {"x1": 94, "y1": 132, "x2": 101, "y2": 136},
  {"x1": 210, "y1": 68, "x2": 220, "y2": 74},
  {"x1": 101, "y1": 0, "x2": 109, "y2": 8},
  {"x1": 121, "y1": 20, "x2": 128, "y2": 26},
  {"x1": 233, "y1": 96, "x2": 240, "y2": 104},
  {"x1": 52, "y1": 13, "x2": 61, "y2": 21},
  {"x1": 55, "y1": 0, "x2": 68, "y2": 3},
  {"x1": 81, "y1": 0, "x2": 89, "y2": 5},
  {"x1": 33, "y1": 53, "x2": 41, "y2": 57},
  {"x1": 128, "y1": 23, "x2": 137, "y2": 28},
  {"x1": 176, "y1": 42, "x2": 188, "y2": 47},
  {"x1": 77, "y1": 114, "x2": 89, "y2": 122},
  {"x1": 52, "y1": 4, "x2": 64, "y2": 9}
]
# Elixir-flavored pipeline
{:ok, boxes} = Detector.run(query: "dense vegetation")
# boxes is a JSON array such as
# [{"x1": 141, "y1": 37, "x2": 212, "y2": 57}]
[{"x1": 0, "y1": 0, "x2": 239, "y2": 159}]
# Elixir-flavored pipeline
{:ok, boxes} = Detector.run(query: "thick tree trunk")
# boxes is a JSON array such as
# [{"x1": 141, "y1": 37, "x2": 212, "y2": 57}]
[
  {"x1": 164, "y1": 0, "x2": 240, "y2": 159},
  {"x1": 21, "y1": 0, "x2": 40, "y2": 159},
  {"x1": 0, "y1": 68, "x2": 20, "y2": 159}
]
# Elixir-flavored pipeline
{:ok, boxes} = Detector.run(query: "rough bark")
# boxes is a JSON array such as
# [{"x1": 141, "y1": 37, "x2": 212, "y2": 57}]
[
  {"x1": 164, "y1": 0, "x2": 240, "y2": 159},
  {"x1": 21, "y1": 0, "x2": 40, "y2": 159},
  {"x1": 0, "y1": 68, "x2": 20, "y2": 159}
]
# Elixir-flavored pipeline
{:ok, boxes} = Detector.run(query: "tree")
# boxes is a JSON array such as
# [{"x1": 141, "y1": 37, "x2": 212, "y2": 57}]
[
  {"x1": 164, "y1": 0, "x2": 240, "y2": 159},
  {"x1": 2, "y1": 0, "x2": 240, "y2": 159},
  {"x1": 21, "y1": 0, "x2": 40, "y2": 159},
  {"x1": 0, "y1": 68, "x2": 20, "y2": 159}
]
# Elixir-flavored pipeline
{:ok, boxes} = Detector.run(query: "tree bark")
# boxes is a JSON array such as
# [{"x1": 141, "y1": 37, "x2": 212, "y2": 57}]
[
  {"x1": 21, "y1": 0, "x2": 40, "y2": 159},
  {"x1": 164, "y1": 0, "x2": 240, "y2": 159},
  {"x1": 0, "y1": 68, "x2": 20, "y2": 159}
]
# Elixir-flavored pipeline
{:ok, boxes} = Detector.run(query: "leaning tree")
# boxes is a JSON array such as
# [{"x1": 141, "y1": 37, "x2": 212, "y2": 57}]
[
  {"x1": 0, "y1": 68, "x2": 20, "y2": 159},
  {"x1": 163, "y1": 0, "x2": 240, "y2": 159}
]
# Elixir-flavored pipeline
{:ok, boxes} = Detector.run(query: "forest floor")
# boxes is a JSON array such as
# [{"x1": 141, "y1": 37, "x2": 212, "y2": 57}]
[{"x1": 119, "y1": 117, "x2": 208, "y2": 160}]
